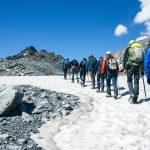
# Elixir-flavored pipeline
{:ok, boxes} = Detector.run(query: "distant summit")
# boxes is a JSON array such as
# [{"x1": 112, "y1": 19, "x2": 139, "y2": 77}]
[
  {"x1": 0, "y1": 46, "x2": 63, "y2": 76},
  {"x1": 5, "y1": 46, "x2": 63, "y2": 64}
]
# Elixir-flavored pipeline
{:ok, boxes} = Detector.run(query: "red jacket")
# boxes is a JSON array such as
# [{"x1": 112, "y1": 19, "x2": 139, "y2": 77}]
[{"x1": 101, "y1": 57, "x2": 107, "y2": 74}]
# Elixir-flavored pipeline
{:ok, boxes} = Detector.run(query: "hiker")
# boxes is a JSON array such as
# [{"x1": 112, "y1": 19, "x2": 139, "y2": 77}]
[
  {"x1": 103, "y1": 51, "x2": 119, "y2": 99},
  {"x1": 79, "y1": 58, "x2": 87, "y2": 87},
  {"x1": 144, "y1": 42, "x2": 150, "y2": 85},
  {"x1": 95, "y1": 56, "x2": 103, "y2": 92},
  {"x1": 70, "y1": 59, "x2": 79, "y2": 83},
  {"x1": 123, "y1": 40, "x2": 144, "y2": 104},
  {"x1": 86, "y1": 55, "x2": 97, "y2": 89},
  {"x1": 61, "y1": 58, "x2": 70, "y2": 80}
]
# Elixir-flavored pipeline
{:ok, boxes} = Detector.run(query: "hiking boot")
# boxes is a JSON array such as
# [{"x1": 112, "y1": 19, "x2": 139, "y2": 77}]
[
  {"x1": 106, "y1": 93, "x2": 111, "y2": 98},
  {"x1": 114, "y1": 92, "x2": 118, "y2": 100},
  {"x1": 80, "y1": 81, "x2": 83, "y2": 85},
  {"x1": 128, "y1": 97, "x2": 134, "y2": 104},
  {"x1": 96, "y1": 89, "x2": 100, "y2": 93},
  {"x1": 82, "y1": 84, "x2": 86, "y2": 87},
  {"x1": 81, "y1": 82, "x2": 84, "y2": 85},
  {"x1": 128, "y1": 94, "x2": 135, "y2": 104},
  {"x1": 71, "y1": 81, "x2": 74, "y2": 83},
  {"x1": 114, "y1": 95, "x2": 118, "y2": 100},
  {"x1": 133, "y1": 95, "x2": 138, "y2": 104},
  {"x1": 91, "y1": 87, "x2": 95, "y2": 89}
]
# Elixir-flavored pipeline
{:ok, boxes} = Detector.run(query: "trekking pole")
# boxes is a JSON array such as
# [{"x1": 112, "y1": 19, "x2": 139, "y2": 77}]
[
  {"x1": 86, "y1": 72, "x2": 88, "y2": 82},
  {"x1": 88, "y1": 72, "x2": 90, "y2": 82},
  {"x1": 69, "y1": 68, "x2": 70, "y2": 79},
  {"x1": 142, "y1": 76, "x2": 147, "y2": 98}
]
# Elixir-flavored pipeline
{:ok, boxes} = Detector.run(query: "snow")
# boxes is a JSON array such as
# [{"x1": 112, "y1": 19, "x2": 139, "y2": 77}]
[{"x1": 0, "y1": 75, "x2": 150, "y2": 150}]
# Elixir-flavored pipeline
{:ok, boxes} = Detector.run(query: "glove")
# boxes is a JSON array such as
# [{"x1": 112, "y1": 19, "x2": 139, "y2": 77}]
[{"x1": 147, "y1": 79, "x2": 150, "y2": 85}]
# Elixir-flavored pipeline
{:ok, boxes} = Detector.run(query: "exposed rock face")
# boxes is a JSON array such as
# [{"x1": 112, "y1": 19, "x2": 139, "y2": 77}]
[
  {"x1": 0, "y1": 86, "x2": 23, "y2": 116},
  {"x1": 0, "y1": 46, "x2": 63, "y2": 76}
]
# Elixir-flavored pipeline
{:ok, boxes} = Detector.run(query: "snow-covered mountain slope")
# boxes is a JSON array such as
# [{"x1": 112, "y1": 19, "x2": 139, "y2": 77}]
[{"x1": 0, "y1": 75, "x2": 150, "y2": 150}]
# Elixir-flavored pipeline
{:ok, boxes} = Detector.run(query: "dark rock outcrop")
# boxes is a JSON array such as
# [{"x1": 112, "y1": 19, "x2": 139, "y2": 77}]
[
  {"x1": 0, "y1": 86, "x2": 23, "y2": 116},
  {"x1": 0, "y1": 85, "x2": 80, "y2": 150}
]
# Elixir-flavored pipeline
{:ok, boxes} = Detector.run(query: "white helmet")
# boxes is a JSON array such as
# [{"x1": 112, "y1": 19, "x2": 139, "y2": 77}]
[{"x1": 106, "y1": 51, "x2": 111, "y2": 55}]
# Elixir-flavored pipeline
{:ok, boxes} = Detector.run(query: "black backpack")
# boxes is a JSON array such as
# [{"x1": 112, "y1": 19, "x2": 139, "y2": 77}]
[
  {"x1": 90, "y1": 57, "x2": 97, "y2": 69},
  {"x1": 82, "y1": 60, "x2": 86, "y2": 68},
  {"x1": 72, "y1": 59, "x2": 79, "y2": 67}
]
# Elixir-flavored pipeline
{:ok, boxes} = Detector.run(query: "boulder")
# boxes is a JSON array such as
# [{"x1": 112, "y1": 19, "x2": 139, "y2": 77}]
[
  {"x1": 0, "y1": 86, "x2": 23, "y2": 116},
  {"x1": 0, "y1": 133, "x2": 9, "y2": 140}
]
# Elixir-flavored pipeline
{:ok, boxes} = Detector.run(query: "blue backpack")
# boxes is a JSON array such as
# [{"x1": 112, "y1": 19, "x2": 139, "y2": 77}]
[{"x1": 62, "y1": 58, "x2": 70, "y2": 69}]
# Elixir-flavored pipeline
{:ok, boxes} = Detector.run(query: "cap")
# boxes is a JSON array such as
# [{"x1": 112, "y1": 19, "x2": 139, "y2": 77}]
[
  {"x1": 129, "y1": 40, "x2": 135, "y2": 46},
  {"x1": 106, "y1": 51, "x2": 111, "y2": 55}
]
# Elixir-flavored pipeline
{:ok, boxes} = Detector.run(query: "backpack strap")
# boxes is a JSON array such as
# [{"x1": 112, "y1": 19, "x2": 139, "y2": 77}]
[{"x1": 123, "y1": 47, "x2": 130, "y2": 69}]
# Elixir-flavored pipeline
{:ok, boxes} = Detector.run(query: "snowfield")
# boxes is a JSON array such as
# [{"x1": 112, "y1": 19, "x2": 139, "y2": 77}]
[{"x1": 0, "y1": 75, "x2": 150, "y2": 150}]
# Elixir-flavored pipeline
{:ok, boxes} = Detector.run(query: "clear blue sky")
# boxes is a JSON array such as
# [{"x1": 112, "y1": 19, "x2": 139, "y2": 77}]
[{"x1": 0, "y1": 0, "x2": 144, "y2": 60}]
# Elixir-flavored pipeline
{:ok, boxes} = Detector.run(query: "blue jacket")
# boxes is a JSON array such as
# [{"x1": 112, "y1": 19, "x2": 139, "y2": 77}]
[
  {"x1": 86, "y1": 58, "x2": 91, "y2": 71},
  {"x1": 95, "y1": 60, "x2": 102, "y2": 74},
  {"x1": 144, "y1": 48, "x2": 150, "y2": 80},
  {"x1": 61, "y1": 58, "x2": 69, "y2": 69},
  {"x1": 86, "y1": 57, "x2": 97, "y2": 72}
]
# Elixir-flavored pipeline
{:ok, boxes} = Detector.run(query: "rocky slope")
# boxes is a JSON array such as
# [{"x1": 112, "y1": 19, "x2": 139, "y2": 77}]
[
  {"x1": 0, "y1": 85, "x2": 80, "y2": 150},
  {"x1": 0, "y1": 46, "x2": 63, "y2": 76}
]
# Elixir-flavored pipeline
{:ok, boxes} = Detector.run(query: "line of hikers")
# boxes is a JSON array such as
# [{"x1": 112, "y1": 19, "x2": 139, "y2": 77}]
[{"x1": 61, "y1": 40, "x2": 150, "y2": 104}]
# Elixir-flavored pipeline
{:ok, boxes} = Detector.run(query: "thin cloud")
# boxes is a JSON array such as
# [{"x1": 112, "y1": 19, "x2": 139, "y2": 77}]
[
  {"x1": 134, "y1": 0, "x2": 150, "y2": 37},
  {"x1": 114, "y1": 24, "x2": 128, "y2": 37}
]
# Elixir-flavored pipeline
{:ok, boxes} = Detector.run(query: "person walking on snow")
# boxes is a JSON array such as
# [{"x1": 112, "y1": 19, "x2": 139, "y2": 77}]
[
  {"x1": 61, "y1": 58, "x2": 70, "y2": 80},
  {"x1": 79, "y1": 58, "x2": 87, "y2": 87},
  {"x1": 144, "y1": 42, "x2": 150, "y2": 85},
  {"x1": 95, "y1": 56, "x2": 103, "y2": 93},
  {"x1": 123, "y1": 40, "x2": 144, "y2": 104},
  {"x1": 86, "y1": 55, "x2": 97, "y2": 89},
  {"x1": 104, "y1": 51, "x2": 119, "y2": 99},
  {"x1": 70, "y1": 59, "x2": 79, "y2": 83}
]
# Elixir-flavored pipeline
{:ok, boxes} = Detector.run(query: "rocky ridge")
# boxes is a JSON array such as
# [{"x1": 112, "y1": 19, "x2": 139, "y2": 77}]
[{"x1": 0, "y1": 46, "x2": 63, "y2": 76}]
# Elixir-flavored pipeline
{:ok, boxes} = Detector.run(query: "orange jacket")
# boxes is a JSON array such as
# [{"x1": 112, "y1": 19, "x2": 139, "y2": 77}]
[{"x1": 101, "y1": 57, "x2": 107, "y2": 74}]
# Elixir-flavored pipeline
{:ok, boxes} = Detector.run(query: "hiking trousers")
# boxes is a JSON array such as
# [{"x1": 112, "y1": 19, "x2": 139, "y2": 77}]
[
  {"x1": 80, "y1": 69, "x2": 83, "y2": 81},
  {"x1": 90, "y1": 71, "x2": 95, "y2": 88},
  {"x1": 97, "y1": 74, "x2": 105, "y2": 91},
  {"x1": 106, "y1": 73, "x2": 118, "y2": 95},
  {"x1": 80, "y1": 69, "x2": 86, "y2": 84},
  {"x1": 101, "y1": 75, "x2": 105, "y2": 92},
  {"x1": 127, "y1": 66, "x2": 140, "y2": 96},
  {"x1": 97, "y1": 73, "x2": 101, "y2": 90},
  {"x1": 72, "y1": 66, "x2": 79, "y2": 82},
  {"x1": 63, "y1": 68, "x2": 67, "y2": 79}
]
